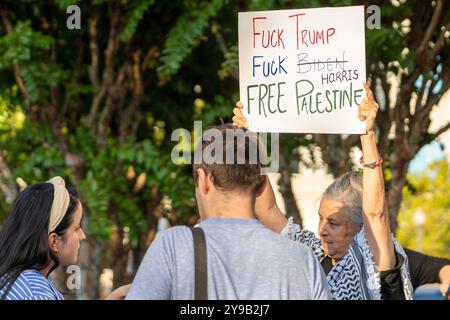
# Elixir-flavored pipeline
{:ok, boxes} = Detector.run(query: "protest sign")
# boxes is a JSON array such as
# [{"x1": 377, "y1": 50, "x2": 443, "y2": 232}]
[{"x1": 238, "y1": 6, "x2": 366, "y2": 134}]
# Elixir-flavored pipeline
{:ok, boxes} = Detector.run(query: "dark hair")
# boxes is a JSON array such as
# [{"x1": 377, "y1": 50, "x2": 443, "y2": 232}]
[
  {"x1": 193, "y1": 124, "x2": 266, "y2": 198},
  {"x1": 0, "y1": 181, "x2": 80, "y2": 299}
]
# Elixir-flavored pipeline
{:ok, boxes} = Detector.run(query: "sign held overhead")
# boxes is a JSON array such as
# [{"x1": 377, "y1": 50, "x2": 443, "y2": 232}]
[{"x1": 238, "y1": 6, "x2": 367, "y2": 134}]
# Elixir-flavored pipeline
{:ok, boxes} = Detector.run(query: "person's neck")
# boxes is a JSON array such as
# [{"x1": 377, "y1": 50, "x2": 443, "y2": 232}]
[
  {"x1": 40, "y1": 261, "x2": 55, "y2": 278},
  {"x1": 203, "y1": 193, "x2": 256, "y2": 220}
]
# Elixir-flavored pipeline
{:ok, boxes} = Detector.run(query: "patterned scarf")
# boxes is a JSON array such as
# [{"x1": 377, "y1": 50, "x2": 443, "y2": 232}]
[{"x1": 281, "y1": 218, "x2": 413, "y2": 300}]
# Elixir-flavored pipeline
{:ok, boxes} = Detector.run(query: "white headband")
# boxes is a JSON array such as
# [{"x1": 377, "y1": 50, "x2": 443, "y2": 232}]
[{"x1": 47, "y1": 176, "x2": 70, "y2": 234}]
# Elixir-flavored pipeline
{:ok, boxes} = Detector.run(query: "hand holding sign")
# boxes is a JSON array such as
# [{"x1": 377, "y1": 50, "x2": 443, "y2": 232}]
[
  {"x1": 232, "y1": 101, "x2": 248, "y2": 129},
  {"x1": 358, "y1": 83, "x2": 379, "y2": 134}
]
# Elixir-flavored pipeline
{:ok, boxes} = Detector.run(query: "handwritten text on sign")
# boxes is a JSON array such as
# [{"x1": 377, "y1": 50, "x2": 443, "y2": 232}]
[{"x1": 238, "y1": 6, "x2": 366, "y2": 134}]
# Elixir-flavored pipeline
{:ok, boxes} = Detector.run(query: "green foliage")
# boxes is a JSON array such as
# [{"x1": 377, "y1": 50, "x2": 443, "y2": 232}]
[
  {"x1": 157, "y1": 0, "x2": 226, "y2": 82},
  {"x1": 365, "y1": 2, "x2": 416, "y2": 75},
  {"x1": 92, "y1": 0, "x2": 115, "y2": 4},
  {"x1": 194, "y1": 94, "x2": 236, "y2": 125},
  {"x1": 120, "y1": 0, "x2": 156, "y2": 41},
  {"x1": 366, "y1": 26, "x2": 405, "y2": 66},
  {"x1": 69, "y1": 130, "x2": 196, "y2": 241},
  {"x1": 397, "y1": 160, "x2": 450, "y2": 259},
  {"x1": 79, "y1": 171, "x2": 112, "y2": 240},
  {"x1": 0, "y1": 21, "x2": 53, "y2": 68},
  {"x1": 0, "y1": 21, "x2": 67, "y2": 102},
  {"x1": 327, "y1": 0, "x2": 353, "y2": 5},
  {"x1": 54, "y1": 0, "x2": 82, "y2": 8},
  {"x1": 221, "y1": 0, "x2": 356, "y2": 19},
  {"x1": 0, "y1": 119, "x2": 68, "y2": 182},
  {"x1": 66, "y1": 83, "x2": 96, "y2": 98},
  {"x1": 21, "y1": 62, "x2": 68, "y2": 102},
  {"x1": 248, "y1": 0, "x2": 275, "y2": 11},
  {"x1": 218, "y1": 45, "x2": 238, "y2": 80},
  {"x1": 0, "y1": 87, "x2": 25, "y2": 140}
]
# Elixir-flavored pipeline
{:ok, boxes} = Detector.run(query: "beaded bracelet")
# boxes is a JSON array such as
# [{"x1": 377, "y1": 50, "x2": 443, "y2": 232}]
[{"x1": 359, "y1": 156, "x2": 383, "y2": 169}]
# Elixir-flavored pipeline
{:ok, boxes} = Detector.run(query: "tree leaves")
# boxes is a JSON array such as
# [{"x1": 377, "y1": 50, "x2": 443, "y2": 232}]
[
  {"x1": 79, "y1": 171, "x2": 112, "y2": 240},
  {"x1": 120, "y1": 0, "x2": 156, "y2": 41},
  {"x1": 398, "y1": 160, "x2": 450, "y2": 258},
  {"x1": 0, "y1": 20, "x2": 68, "y2": 102},
  {"x1": 157, "y1": 0, "x2": 226, "y2": 82},
  {"x1": 54, "y1": 0, "x2": 82, "y2": 9},
  {"x1": 0, "y1": 21, "x2": 53, "y2": 68}
]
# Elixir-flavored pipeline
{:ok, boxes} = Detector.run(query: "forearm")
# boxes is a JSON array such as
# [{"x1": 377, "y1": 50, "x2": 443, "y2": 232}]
[
  {"x1": 259, "y1": 204, "x2": 288, "y2": 233},
  {"x1": 255, "y1": 176, "x2": 288, "y2": 233},
  {"x1": 361, "y1": 131, "x2": 395, "y2": 270},
  {"x1": 105, "y1": 284, "x2": 131, "y2": 300}
]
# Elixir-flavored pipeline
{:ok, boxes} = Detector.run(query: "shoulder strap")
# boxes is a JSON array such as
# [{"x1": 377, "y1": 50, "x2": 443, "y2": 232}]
[{"x1": 190, "y1": 227, "x2": 208, "y2": 300}]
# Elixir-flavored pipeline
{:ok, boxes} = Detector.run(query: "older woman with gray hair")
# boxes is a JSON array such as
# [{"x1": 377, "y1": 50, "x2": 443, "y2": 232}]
[{"x1": 233, "y1": 83, "x2": 413, "y2": 300}]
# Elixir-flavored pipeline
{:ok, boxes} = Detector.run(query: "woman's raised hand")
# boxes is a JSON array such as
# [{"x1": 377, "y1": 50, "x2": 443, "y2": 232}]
[{"x1": 358, "y1": 83, "x2": 379, "y2": 134}]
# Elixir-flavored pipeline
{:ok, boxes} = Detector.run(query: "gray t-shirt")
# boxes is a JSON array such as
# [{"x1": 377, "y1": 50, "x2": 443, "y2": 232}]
[{"x1": 126, "y1": 218, "x2": 331, "y2": 300}]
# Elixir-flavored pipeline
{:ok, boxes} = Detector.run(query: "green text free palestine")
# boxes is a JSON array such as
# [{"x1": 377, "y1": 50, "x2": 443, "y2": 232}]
[{"x1": 246, "y1": 80, "x2": 364, "y2": 116}]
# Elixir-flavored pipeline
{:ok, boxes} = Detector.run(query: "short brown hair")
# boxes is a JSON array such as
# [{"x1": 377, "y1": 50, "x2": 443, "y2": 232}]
[{"x1": 193, "y1": 124, "x2": 266, "y2": 197}]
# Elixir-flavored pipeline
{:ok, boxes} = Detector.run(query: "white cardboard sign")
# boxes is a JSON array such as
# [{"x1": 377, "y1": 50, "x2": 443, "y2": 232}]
[{"x1": 238, "y1": 6, "x2": 366, "y2": 134}]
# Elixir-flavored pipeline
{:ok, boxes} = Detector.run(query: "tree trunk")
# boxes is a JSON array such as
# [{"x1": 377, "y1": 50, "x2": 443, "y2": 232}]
[
  {"x1": 278, "y1": 140, "x2": 303, "y2": 228},
  {"x1": 130, "y1": 189, "x2": 164, "y2": 276},
  {"x1": 133, "y1": 228, "x2": 156, "y2": 275},
  {"x1": 109, "y1": 202, "x2": 132, "y2": 288},
  {"x1": 314, "y1": 134, "x2": 359, "y2": 178},
  {"x1": 387, "y1": 143, "x2": 413, "y2": 233},
  {"x1": 76, "y1": 234, "x2": 104, "y2": 299},
  {"x1": 0, "y1": 149, "x2": 17, "y2": 202}
]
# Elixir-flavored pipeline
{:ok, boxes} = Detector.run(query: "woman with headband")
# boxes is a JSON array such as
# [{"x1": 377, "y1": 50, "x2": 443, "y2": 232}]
[{"x1": 0, "y1": 177, "x2": 129, "y2": 300}]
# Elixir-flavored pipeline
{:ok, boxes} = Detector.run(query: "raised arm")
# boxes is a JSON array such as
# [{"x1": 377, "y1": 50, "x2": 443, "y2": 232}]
[
  {"x1": 254, "y1": 176, "x2": 288, "y2": 233},
  {"x1": 233, "y1": 102, "x2": 287, "y2": 233},
  {"x1": 359, "y1": 83, "x2": 395, "y2": 271}
]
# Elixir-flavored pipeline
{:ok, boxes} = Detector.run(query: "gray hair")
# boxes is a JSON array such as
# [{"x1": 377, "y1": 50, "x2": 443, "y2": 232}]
[{"x1": 322, "y1": 171, "x2": 363, "y2": 225}]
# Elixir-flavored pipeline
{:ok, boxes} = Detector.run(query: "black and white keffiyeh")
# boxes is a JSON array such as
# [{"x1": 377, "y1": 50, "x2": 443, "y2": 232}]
[{"x1": 281, "y1": 218, "x2": 414, "y2": 300}]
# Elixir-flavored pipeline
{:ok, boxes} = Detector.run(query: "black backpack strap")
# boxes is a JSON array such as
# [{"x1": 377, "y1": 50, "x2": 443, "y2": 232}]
[{"x1": 190, "y1": 227, "x2": 208, "y2": 300}]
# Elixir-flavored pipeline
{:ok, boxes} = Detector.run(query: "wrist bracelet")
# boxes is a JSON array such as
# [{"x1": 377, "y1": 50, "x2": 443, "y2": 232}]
[{"x1": 359, "y1": 156, "x2": 383, "y2": 169}]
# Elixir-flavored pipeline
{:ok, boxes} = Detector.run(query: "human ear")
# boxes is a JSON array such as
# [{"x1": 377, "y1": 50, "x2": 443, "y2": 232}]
[
  {"x1": 196, "y1": 168, "x2": 210, "y2": 195},
  {"x1": 47, "y1": 233, "x2": 59, "y2": 253},
  {"x1": 255, "y1": 176, "x2": 267, "y2": 198}
]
